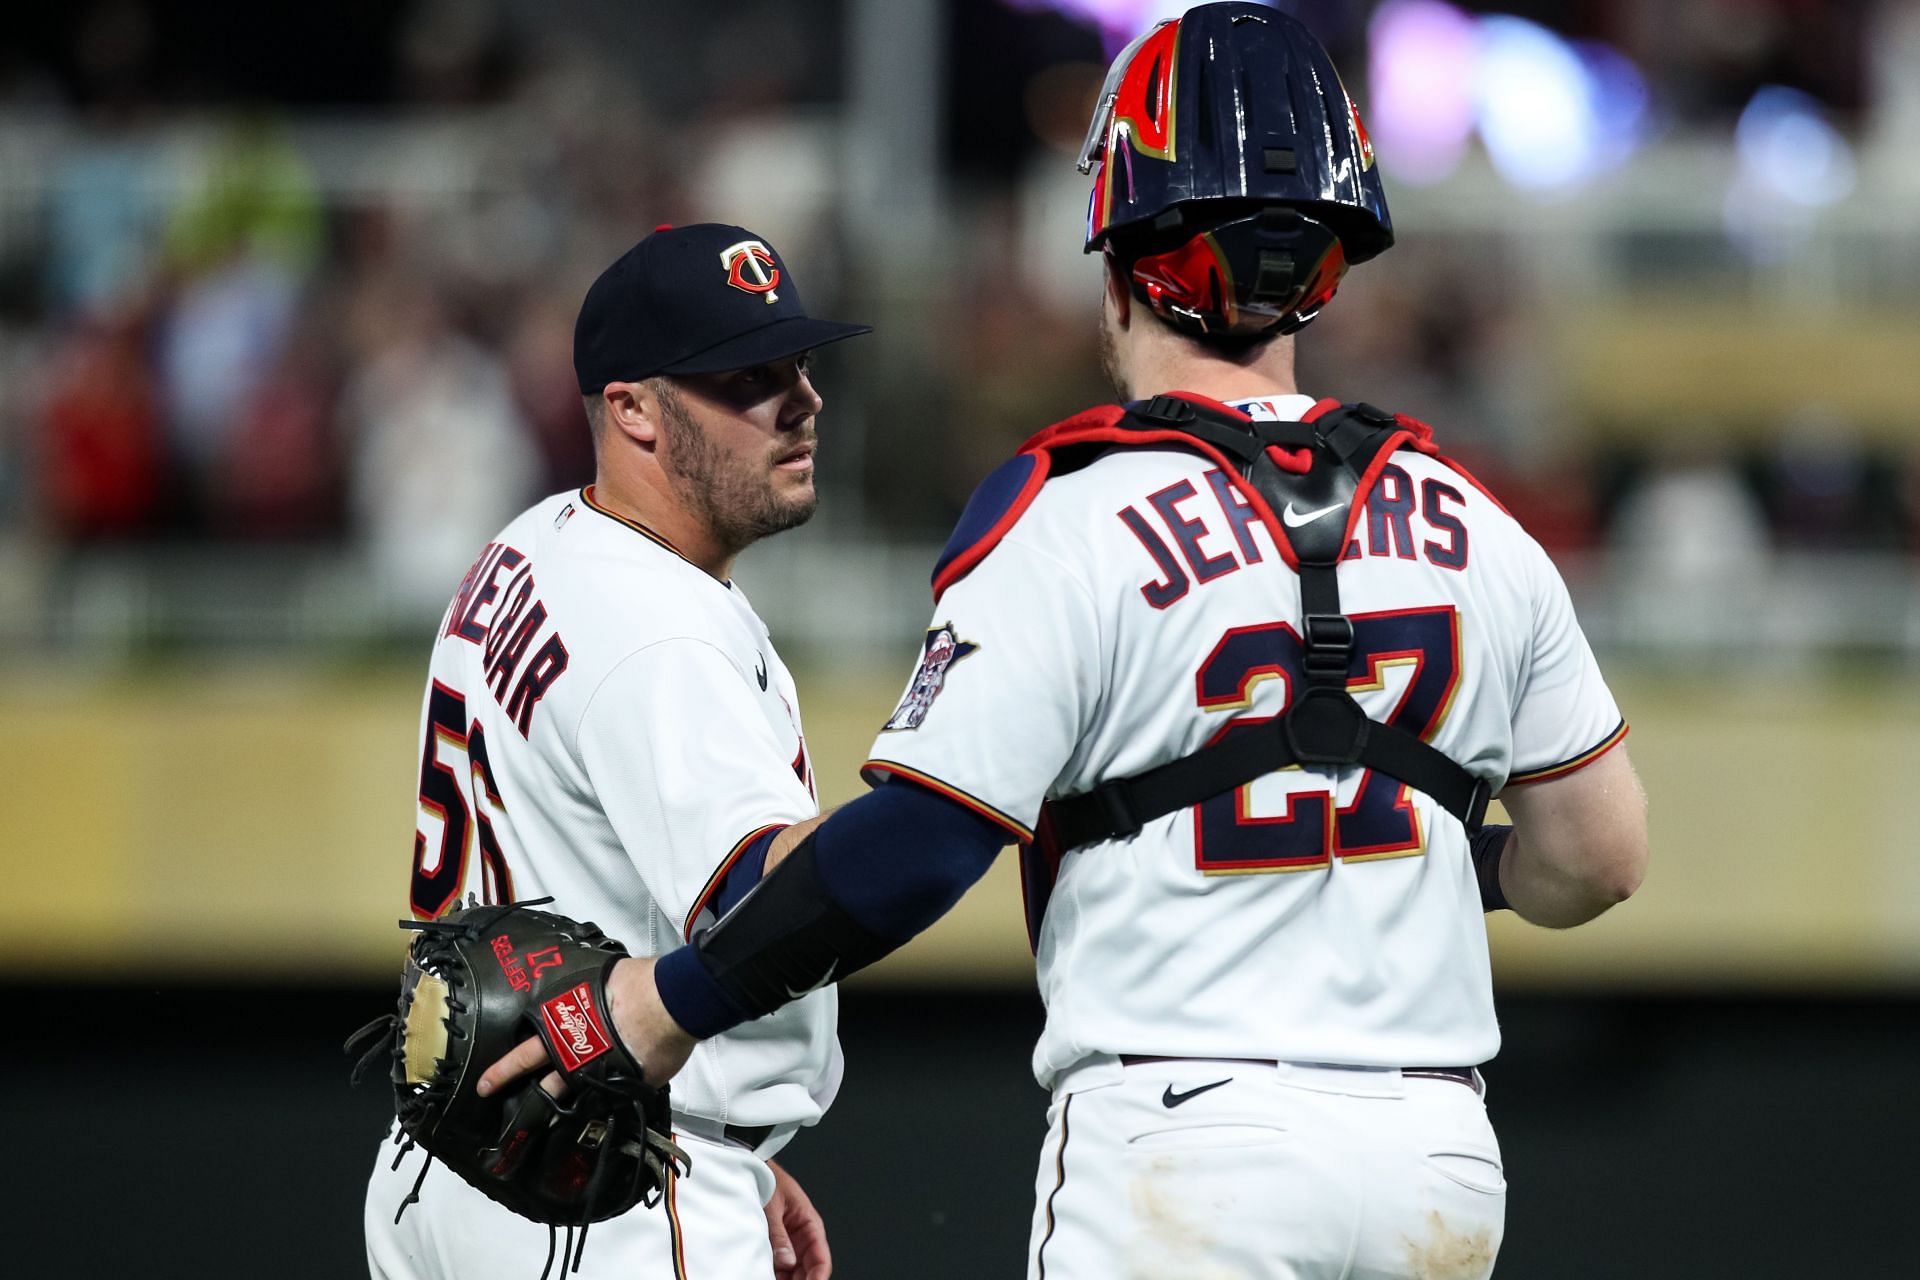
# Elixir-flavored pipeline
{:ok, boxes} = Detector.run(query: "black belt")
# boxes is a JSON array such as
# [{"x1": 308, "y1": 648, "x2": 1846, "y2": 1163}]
[
  {"x1": 724, "y1": 1122, "x2": 775, "y2": 1151},
  {"x1": 1118, "y1": 1055, "x2": 1483, "y2": 1097},
  {"x1": 674, "y1": 1116, "x2": 779, "y2": 1152}
]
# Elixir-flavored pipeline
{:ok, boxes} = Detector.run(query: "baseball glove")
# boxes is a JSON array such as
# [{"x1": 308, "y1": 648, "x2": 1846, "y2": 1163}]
[{"x1": 347, "y1": 899, "x2": 690, "y2": 1244}]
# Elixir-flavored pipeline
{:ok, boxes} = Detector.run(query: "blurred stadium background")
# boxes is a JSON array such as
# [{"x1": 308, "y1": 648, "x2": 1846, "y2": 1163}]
[{"x1": 3, "y1": 0, "x2": 1916, "y2": 1275}]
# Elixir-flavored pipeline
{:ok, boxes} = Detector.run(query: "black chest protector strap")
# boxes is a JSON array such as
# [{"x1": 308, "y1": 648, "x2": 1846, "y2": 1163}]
[{"x1": 1041, "y1": 396, "x2": 1492, "y2": 853}]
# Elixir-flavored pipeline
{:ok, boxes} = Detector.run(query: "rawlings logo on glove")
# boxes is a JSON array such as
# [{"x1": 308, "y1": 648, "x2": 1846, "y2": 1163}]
[{"x1": 541, "y1": 984, "x2": 614, "y2": 1071}]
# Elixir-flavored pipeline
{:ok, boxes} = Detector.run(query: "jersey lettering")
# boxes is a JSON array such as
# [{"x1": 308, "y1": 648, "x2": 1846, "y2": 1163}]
[
  {"x1": 505, "y1": 634, "x2": 571, "y2": 736},
  {"x1": 1192, "y1": 605, "x2": 1461, "y2": 874},
  {"x1": 1421, "y1": 479, "x2": 1469, "y2": 569},
  {"x1": 1124, "y1": 464, "x2": 1467, "y2": 605},
  {"x1": 447, "y1": 543, "x2": 528, "y2": 644},
  {"x1": 1204, "y1": 469, "x2": 1265, "y2": 563},
  {"x1": 1147, "y1": 480, "x2": 1238, "y2": 584},
  {"x1": 444, "y1": 552, "x2": 574, "y2": 739},
  {"x1": 485, "y1": 601, "x2": 548, "y2": 700},
  {"x1": 482, "y1": 566, "x2": 537, "y2": 669},
  {"x1": 1366, "y1": 467, "x2": 1418, "y2": 560},
  {"x1": 1118, "y1": 506, "x2": 1191, "y2": 609}
]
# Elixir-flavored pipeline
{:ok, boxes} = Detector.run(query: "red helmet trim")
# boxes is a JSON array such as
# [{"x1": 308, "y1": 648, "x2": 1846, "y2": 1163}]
[{"x1": 1085, "y1": 20, "x2": 1182, "y2": 246}]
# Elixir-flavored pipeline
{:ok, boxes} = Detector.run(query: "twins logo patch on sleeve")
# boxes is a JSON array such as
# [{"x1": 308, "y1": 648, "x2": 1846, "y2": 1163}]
[
  {"x1": 883, "y1": 623, "x2": 979, "y2": 731},
  {"x1": 540, "y1": 982, "x2": 615, "y2": 1071}
]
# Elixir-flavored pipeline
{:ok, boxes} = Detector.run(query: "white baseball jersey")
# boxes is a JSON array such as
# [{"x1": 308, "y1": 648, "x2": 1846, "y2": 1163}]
[
  {"x1": 866, "y1": 395, "x2": 1624, "y2": 1087},
  {"x1": 402, "y1": 486, "x2": 840, "y2": 1128}
]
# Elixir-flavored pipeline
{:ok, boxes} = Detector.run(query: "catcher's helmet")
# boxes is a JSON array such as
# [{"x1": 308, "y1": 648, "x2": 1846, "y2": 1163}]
[{"x1": 1079, "y1": 2, "x2": 1392, "y2": 337}]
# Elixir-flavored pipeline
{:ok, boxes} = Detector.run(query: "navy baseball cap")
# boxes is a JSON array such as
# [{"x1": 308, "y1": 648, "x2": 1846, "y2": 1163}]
[{"x1": 574, "y1": 223, "x2": 872, "y2": 393}]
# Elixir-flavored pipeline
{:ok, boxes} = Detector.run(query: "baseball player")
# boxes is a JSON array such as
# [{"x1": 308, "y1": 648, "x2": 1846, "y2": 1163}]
[
  {"x1": 482, "y1": 9, "x2": 1649, "y2": 1279},
  {"x1": 366, "y1": 223, "x2": 867, "y2": 1280}
]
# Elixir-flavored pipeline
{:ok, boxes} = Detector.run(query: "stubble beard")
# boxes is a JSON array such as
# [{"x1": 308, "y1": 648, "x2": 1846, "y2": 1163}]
[
  {"x1": 656, "y1": 385, "x2": 817, "y2": 554},
  {"x1": 1096, "y1": 311, "x2": 1126, "y2": 400}
]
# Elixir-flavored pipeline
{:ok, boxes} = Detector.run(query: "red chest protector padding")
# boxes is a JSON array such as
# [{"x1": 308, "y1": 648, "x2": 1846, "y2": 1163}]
[{"x1": 932, "y1": 394, "x2": 1493, "y2": 903}]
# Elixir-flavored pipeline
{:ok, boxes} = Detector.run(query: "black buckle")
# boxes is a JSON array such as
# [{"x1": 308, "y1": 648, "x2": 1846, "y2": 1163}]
[
  {"x1": 1463, "y1": 778, "x2": 1492, "y2": 833},
  {"x1": 1133, "y1": 395, "x2": 1198, "y2": 427},
  {"x1": 1281, "y1": 688, "x2": 1370, "y2": 767},
  {"x1": 1302, "y1": 613, "x2": 1354, "y2": 682},
  {"x1": 1095, "y1": 784, "x2": 1142, "y2": 839}
]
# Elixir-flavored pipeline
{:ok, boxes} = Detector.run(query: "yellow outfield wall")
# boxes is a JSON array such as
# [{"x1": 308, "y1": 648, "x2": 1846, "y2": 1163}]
[{"x1": 1, "y1": 665, "x2": 1916, "y2": 990}]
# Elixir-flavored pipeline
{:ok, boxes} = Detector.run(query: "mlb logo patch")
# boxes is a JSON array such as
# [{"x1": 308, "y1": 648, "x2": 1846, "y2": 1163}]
[{"x1": 883, "y1": 623, "x2": 979, "y2": 731}]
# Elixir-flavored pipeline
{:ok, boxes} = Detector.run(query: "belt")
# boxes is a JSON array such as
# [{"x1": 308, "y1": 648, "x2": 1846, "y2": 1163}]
[
  {"x1": 724, "y1": 1122, "x2": 775, "y2": 1150},
  {"x1": 672, "y1": 1116, "x2": 777, "y2": 1151},
  {"x1": 1118, "y1": 1055, "x2": 1484, "y2": 1097}
]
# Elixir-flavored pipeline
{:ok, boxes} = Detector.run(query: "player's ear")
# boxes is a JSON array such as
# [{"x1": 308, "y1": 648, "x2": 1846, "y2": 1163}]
[
  {"x1": 602, "y1": 382, "x2": 660, "y2": 450},
  {"x1": 1102, "y1": 249, "x2": 1133, "y2": 330}
]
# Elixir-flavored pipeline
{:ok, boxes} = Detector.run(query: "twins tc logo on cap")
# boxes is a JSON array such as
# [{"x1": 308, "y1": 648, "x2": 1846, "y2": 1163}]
[
  {"x1": 720, "y1": 239, "x2": 781, "y2": 303},
  {"x1": 883, "y1": 623, "x2": 979, "y2": 731}
]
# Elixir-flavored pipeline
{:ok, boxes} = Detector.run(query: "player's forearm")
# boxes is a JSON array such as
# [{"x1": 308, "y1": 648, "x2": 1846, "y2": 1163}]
[
  {"x1": 764, "y1": 809, "x2": 834, "y2": 874},
  {"x1": 1495, "y1": 747, "x2": 1649, "y2": 928},
  {"x1": 653, "y1": 781, "x2": 1008, "y2": 1038},
  {"x1": 1496, "y1": 824, "x2": 1645, "y2": 928}
]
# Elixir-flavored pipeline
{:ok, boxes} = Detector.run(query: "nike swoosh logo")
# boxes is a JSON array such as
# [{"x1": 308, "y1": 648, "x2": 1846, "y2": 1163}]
[
  {"x1": 1281, "y1": 500, "x2": 1345, "y2": 528},
  {"x1": 755, "y1": 655, "x2": 769, "y2": 691},
  {"x1": 785, "y1": 962, "x2": 837, "y2": 1000},
  {"x1": 1161, "y1": 1077, "x2": 1233, "y2": 1108}
]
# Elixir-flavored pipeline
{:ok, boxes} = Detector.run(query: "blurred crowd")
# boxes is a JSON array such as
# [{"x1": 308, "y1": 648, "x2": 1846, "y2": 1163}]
[
  {"x1": 0, "y1": 0, "x2": 862, "y2": 607},
  {"x1": 2, "y1": 0, "x2": 1916, "y2": 624}
]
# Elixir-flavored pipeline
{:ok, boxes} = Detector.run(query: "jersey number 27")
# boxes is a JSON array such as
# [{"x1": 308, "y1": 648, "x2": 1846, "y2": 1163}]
[{"x1": 1194, "y1": 605, "x2": 1460, "y2": 873}]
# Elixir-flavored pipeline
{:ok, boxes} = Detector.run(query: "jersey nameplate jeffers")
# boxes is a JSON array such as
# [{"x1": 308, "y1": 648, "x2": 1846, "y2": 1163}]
[{"x1": 1117, "y1": 457, "x2": 1470, "y2": 610}]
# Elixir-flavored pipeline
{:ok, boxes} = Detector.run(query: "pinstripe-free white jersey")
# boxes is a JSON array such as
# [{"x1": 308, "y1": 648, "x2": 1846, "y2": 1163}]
[
  {"x1": 865, "y1": 395, "x2": 1623, "y2": 1087},
  {"x1": 402, "y1": 486, "x2": 839, "y2": 1127}
]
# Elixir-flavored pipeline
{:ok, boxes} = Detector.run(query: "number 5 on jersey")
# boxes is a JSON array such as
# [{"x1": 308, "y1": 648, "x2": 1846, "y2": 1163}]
[{"x1": 412, "y1": 681, "x2": 515, "y2": 917}]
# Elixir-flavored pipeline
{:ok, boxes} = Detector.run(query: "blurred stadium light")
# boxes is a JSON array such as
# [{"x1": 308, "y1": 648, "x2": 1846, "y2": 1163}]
[
  {"x1": 1003, "y1": 0, "x2": 1203, "y2": 54},
  {"x1": 1371, "y1": 4, "x2": 1654, "y2": 192}
]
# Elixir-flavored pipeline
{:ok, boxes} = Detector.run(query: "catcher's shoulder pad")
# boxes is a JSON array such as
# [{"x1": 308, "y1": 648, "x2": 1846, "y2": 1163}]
[
  {"x1": 929, "y1": 395, "x2": 1495, "y2": 601},
  {"x1": 930, "y1": 394, "x2": 1277, "y2": 602}
]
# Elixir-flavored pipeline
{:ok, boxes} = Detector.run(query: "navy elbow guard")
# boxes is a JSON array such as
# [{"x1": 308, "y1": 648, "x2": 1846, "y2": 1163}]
[
  {"x1": 691, "y1": 831, "x2": 897, "y2": 1019},
  {"x1": 1471, "y1": 823, "x2": 1512, "y2": 913}
]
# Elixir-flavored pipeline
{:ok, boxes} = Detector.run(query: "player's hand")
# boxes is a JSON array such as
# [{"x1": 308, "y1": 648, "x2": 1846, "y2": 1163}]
[
  {"x1": 765, "y1": 1159, "x2": 832, "y2": 1280},
  {"x1": 477, "y1": 956, "x2": 697, "y2": 1098}
]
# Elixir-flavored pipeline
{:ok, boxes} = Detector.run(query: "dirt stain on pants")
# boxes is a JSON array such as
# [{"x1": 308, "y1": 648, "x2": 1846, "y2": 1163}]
[{"x1": 1402, "y1": 1210, "x2": 1496, "y2": 1280}]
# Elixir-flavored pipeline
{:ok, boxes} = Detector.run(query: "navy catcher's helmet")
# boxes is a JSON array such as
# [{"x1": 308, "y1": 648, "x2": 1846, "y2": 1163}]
[{"x1": 1078, "y1": 2, "x2": 1392, "y2": 337}]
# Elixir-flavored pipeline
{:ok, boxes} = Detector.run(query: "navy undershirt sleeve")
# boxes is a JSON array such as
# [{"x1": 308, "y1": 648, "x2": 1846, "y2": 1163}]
[
  {"x1": 811, "y1": 778, "x2": 1009, "y2": 938},
  {"x1": 653, "y1": 780, "x2": 1010, "y2": 1037}
]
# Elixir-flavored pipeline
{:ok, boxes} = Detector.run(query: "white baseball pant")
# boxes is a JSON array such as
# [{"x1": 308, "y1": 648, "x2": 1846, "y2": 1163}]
[
  {"x1": 365, "y1": 1123, "x2": 778, "y2": 1279},
  {"x1": 1025, "y1": 1058, "x2": 1506, "y2": 1280}
]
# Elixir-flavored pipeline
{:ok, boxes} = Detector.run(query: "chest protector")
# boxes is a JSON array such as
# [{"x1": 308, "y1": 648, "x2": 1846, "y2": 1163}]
[{"x1": 931, "y1": 393, "x2": 1495, "y2": 946}]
